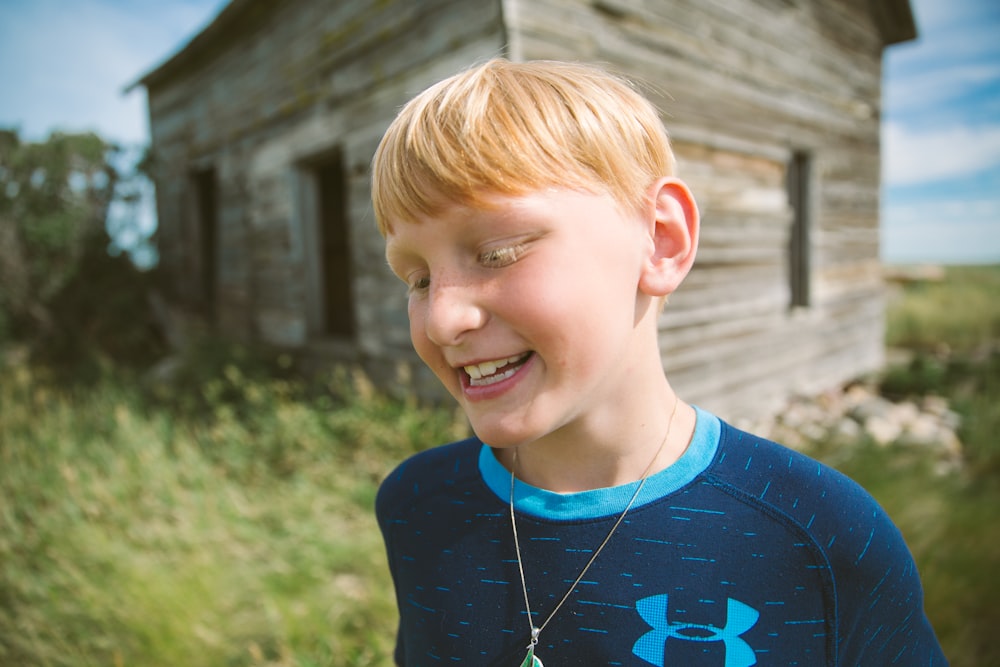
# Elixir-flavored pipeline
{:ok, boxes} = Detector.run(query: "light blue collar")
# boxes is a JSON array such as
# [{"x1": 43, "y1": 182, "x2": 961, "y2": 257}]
[{"x1": 479, "y1": 406, "x2": 720, "y2": 520}]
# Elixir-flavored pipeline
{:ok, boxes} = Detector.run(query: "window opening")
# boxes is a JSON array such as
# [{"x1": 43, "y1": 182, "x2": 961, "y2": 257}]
[
  {"x1": 192, "y1": 168, "x2": 218, "y2": 316},
  {"x1": 787, "y1": 151, "x2": 812, "y2": 308},
  {"x1": 312, "y1": 151, "x2": 355, "y2": 338}
]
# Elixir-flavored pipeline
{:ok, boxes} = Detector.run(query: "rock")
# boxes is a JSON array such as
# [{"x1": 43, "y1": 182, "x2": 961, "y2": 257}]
[
  {"x1": 849, "y1": 394, "x2": 895, "y2": 423},
  {"x1": 830, "y1": 417, "x2": 862, "y2": 444},
  {"x1": 843, "y1": 383, "x2": 876, "y2": 410},
  {"x1": 918, "y1": 396, "x2": 962, "y2": 433},
  {"x1": 889, "y1": 401, "x2": 920, "y2": 429},
  {"x1": 864, "y1": 415, "x2": 903, "y2": 446},
  {"x1": 739, "y1": 380, "x2": 963, "y2": 470},
  {"x1": 800, "y1": 421, "x2": 828, "y2": 443},
  {"x1": 771, "y1": 423, "x2": 806, "y2": 449},
  {"x1": 898, "y1": 414, "x2": 946, "y2": 448},
  {"x1": 921, "y1": 395, "x2": 949, "y2": 416}
]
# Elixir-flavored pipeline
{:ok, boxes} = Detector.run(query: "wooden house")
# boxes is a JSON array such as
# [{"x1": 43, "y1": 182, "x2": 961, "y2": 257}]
[{"x1": 131, "y1": 0, "x2": 916, "y2": 421}]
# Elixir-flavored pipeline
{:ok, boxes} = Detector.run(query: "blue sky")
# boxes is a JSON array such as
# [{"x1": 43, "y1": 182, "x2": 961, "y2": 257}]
[
  {"x1": 881, "y1": 0, "x2": 1000, "y2": 264},
  {"x1": 1, "y1": 0, "x2": 997, "y2": 265}
]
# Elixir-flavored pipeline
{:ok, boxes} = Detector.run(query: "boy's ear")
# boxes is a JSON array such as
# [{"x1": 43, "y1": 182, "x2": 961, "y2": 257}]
[{"x1": 638, "y1": 177, "x2": 699, "y2": 297}]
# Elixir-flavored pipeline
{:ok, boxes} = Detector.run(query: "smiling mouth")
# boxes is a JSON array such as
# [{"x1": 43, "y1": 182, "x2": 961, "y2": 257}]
[{"x1": 463, "y1": 353, "x2": 532, "y2": 387}]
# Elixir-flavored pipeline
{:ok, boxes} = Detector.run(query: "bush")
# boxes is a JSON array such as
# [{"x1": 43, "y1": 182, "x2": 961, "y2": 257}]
[{"x1": 0, "y1": 128, "x2": 164, "y2": 373}]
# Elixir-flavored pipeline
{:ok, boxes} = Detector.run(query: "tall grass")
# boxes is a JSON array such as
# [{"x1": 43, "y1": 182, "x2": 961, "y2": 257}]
[
  {"x1": 885, "y1": 265, "x2": 1000, "y2": 354},
  {"x1": 0, "y1": 354, "x2": 467, "y2": 667}
]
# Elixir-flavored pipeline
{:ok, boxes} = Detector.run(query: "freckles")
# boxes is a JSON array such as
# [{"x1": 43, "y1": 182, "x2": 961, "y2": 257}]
[
  {"x1": 409, "y1": 325, "x2": 435, "y2": 367},
  {"x1": 407, "y1": 303, "x2": 427, "y2": 338}
]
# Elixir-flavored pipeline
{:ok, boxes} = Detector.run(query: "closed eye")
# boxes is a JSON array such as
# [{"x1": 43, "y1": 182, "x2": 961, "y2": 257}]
[
  {"x1": 405, "y1": 272, "x2": 430, "y2": 295},
  {"x1": 478, "y1": 244, "x2": 525, "y2": 268}
]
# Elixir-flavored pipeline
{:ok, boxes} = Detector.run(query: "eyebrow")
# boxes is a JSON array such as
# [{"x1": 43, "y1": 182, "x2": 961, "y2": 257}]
[{"x1": 383, "y1": 232, "x2": 409, "y2": 264}]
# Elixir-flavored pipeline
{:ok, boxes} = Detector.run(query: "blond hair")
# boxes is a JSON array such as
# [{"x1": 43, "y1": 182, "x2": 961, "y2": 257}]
[{"x1": 371, "y1": 58, "x2": 675, "y2": 234}]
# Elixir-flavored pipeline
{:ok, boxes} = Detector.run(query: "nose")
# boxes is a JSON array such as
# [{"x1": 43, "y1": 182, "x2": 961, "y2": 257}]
[{"x1": 419, "y1": 280, "x2": 488, "y2": 347}]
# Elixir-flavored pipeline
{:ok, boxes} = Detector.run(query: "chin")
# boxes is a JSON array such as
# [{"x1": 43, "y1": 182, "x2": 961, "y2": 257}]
[{"x1": 466, "y1": 412, "x2": 551, "y2": 449}]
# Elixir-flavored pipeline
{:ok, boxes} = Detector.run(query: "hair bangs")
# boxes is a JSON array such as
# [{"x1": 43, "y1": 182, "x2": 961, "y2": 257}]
[{"x1": 372, "y1": 59, "x2": 675, "y2": 235}]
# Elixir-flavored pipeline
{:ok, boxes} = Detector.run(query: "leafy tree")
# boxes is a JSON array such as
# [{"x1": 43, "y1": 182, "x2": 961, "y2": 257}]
[
  {"x1": 0, "y1": 130, "x2": 114, "y2": 334},
  {"x1": 0, "y1": 128, "x2": 165, "y2": 367}
]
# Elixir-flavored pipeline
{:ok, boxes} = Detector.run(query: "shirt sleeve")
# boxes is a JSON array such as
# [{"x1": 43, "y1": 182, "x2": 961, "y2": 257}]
[{"x1": 831, "y1": 498, "x2": 947, "y2": 665}]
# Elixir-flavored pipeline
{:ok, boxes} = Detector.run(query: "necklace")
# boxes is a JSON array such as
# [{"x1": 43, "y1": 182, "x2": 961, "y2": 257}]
[{"x1": 509, "y1": 397, "x2": 680, "y2": 667}]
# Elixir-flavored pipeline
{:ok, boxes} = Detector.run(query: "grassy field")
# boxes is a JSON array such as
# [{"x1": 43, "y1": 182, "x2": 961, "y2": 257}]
[
  {"x1": 0, "y1": 360, "x2": 468, "y2": 667},
  {"x1": 1, "y1": 265, "x2": 997, "y2": 666}
]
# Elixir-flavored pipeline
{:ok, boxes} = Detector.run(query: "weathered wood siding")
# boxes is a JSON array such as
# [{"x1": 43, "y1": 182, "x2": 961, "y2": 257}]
[
  {"x1": 146, "y1": 0, "x2": 507, "y2": 392},
  {"x1": 504, "y1": 0, "x2": 888, "y2": 419}
]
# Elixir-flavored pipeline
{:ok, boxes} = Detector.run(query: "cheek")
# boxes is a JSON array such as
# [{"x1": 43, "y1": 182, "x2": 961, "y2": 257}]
[
  {"x1": 407, "y1": 303, "x2": 430, "y2": 353},
  {"x1": 407, "y1": 305, "x2": 449, "y2": 376},
  {"x1": 516, "y1": 263, "x2": 635, "y2": 356}
]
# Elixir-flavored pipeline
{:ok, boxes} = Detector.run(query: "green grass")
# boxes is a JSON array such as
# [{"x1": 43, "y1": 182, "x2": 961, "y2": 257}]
[
  {"x1": 806, "y1": 265, "x2": 1000, "y2": 667},
  {"x1": 885, "y1": 264, "x2": 1000, "y2": 354},
  {"x1": 0, "y1": 356, "x2": 468, "y2": 667}
]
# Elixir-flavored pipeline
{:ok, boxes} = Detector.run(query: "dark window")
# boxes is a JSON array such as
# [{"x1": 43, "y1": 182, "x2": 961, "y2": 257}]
[
  {"x1": 192, "y1": 168, "x2": 218, "y2": 316},
  {"x1": 313, "y1": 152, "x2": 355, "y2": 338},
  {"x1": 787, "y1": 151, "x2": 812, "y2": 308}
]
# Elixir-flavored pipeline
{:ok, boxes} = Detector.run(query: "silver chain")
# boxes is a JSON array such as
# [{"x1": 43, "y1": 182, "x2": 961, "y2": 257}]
[{"x1": 509, "y1": 396, "x2": 680, "y2": 647}]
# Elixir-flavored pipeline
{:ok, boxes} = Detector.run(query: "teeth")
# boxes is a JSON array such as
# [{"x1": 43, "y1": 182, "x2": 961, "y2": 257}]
[{"x1": 464, "y1": 354, "x2": 525, "y2": 382}]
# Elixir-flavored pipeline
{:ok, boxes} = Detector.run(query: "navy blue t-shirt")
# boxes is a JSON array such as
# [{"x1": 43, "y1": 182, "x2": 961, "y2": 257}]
[{"x1": 376, "y1": 408, "x2": 946, "y2": 666}]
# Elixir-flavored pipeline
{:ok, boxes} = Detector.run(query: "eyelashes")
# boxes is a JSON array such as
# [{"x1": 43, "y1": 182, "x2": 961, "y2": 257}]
[
  {"x1": 478, "y1": 243, "x2": 526, "y2": 268},
  {"x1": 407, "y1": 275, "x2": 431, "y2": 293},
  {"x1": 404, "y1": 241, "x2": 531, "y2": 295}
]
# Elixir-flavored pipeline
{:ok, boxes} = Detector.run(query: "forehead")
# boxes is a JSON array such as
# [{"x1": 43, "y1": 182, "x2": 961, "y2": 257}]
[
  {"x1": 383, "y1": 197, "x2": 483, "y2": 269},
  {"x1": 383, "y1": 187, "x2": 625, "y2": 255},
  {"x1": 383, "y1": 194, "x2": 518, "y2": 253},
  {"x1": 384, "y1": 191, "x2": 551, "y2": 266}
]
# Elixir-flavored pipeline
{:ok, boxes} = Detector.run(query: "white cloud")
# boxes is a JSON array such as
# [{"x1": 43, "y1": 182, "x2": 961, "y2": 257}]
[
  {"x1": 882, "y1": 122, "x2": 1000, "y2": 186},
  {"x1": 885, "y1": 61, "x2": 1000, "y2": 113}
]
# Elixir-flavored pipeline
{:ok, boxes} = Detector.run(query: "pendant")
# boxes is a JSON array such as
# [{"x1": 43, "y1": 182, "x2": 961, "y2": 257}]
[
  {"x1": 519, "y1": 627, "x2": 543, "y2": 667},
  {"x1": 519, "y1": 646, "x2": 543, "y2": 667}
]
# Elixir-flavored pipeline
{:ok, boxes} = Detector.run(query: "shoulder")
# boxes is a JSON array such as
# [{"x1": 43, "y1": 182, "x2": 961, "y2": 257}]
[
  {"x1": 708, "y1": 421, "x2": 880, "y2": 524},
  {"x1": 706, "y1": 420, "x2": 906, "y2": 567},
  {"x1": 375, "y1": 437, "x2": 483, "y2": 525},
  {"x1": 706, "y1": 421, "x2": 944, "y2": 664}
]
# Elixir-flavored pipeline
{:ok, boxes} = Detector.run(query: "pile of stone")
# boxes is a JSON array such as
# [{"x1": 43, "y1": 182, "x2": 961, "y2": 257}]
[{"x1": 737, "y1": 383, "x2": 963, "y2": 472}]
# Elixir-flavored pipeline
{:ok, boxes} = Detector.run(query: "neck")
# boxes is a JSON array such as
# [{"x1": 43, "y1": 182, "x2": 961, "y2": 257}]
[{"x1": 499, "y1": 391, "x2": 695, "y2": 493}]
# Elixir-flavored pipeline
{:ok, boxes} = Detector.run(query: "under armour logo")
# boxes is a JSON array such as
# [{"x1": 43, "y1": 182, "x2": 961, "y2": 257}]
[{"x1": 633, "y1": 595, "x2": 760, "y2": 667}]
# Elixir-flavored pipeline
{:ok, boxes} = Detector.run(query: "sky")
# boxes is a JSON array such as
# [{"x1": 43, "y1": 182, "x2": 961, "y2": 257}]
[
  {"x1": 1, "y1": 0, "x2": 998, "y2": 265},
  {"x1": 880, "y1": 0, "x2": 1000, "y2": 264}
]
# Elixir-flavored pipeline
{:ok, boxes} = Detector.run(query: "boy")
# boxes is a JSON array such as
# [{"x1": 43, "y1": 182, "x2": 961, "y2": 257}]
[{"x1": 372, "y1": 59, "x2": 945, "y2": 666}]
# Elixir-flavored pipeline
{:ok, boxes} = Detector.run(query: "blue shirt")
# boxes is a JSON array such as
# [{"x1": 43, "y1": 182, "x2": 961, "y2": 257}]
[{"x1": 376, "y1": 407, "x2": 946, "y2": 666}]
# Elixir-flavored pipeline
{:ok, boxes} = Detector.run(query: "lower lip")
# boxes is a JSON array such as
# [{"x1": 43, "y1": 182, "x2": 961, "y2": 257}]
[{"x1": 460, "y1": 354, "x2": 535, "y2": 402}]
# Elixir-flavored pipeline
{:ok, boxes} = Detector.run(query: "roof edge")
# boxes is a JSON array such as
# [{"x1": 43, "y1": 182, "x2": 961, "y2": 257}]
[
  {"x1": 124, "y1": 0, "x2": 262, "y2": 93},
  {"x1": 125, "y1": 0, "x2": 919, "y2": 95},
  {"x1": 870, "y1": 0, "x2": 918, "y2": 47}
]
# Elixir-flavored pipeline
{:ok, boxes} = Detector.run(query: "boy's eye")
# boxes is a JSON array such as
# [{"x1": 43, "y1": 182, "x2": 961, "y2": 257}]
[
  {"x1": 478, "y1": 244, "x2": 524, "y2": 268},
  {"x1": 406, "y1": 274, "x2": 430, "y2": 294}
]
